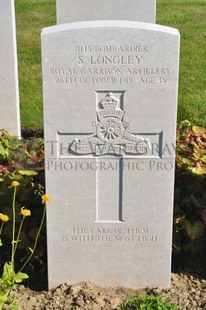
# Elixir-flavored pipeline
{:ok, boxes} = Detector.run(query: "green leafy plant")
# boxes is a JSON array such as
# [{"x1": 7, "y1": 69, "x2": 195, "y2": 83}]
[
  {"x1": 0, "y1": 179, "x2": 50, "y2": 308},
  {"x1": 118, "y1": 293, "x2": 182, "y2": 310},
  {"x1": 0, "y1": 130, "x2": 48, "y2": 289},
  {"x1": 173, "y1": 121, "x2": 206, "y2": 266},
  {"x1": 0, "y1": 130, "x2": 50, "y2": 306},
  {"x1": 176, "y1": 120, "x2": 206, "y2": 176},
  {"x1": 0, "y1": 181, "x2": 28, "y2": 308},
  {"x1": 0, "y1": 129, "x2": 44, "y2": 217},
  {"x1": 0, "y1": 129, "x2": 44, "y2": 172}
]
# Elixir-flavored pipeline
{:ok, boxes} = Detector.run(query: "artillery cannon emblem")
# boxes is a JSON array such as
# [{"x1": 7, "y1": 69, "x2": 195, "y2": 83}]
[{"x1": 70, "y1": 93, "x2": 150, "y2": 156}]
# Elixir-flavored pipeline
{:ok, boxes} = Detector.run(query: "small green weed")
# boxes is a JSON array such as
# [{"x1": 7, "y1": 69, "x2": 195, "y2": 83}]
[{"x1": 118, "y1": 293, "x2": 182, "y2": 310}]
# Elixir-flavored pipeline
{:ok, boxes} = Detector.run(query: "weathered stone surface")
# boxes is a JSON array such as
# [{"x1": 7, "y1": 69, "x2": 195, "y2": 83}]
[
  {"x1": 0, "y1": 0, "x2": 20, "y2": 136},
  {"x1": 41, "y1": 20, "x2": 180, "y2": 290},
  {"x1": 56, "y1": 0, "x2": 156, "y2": 24}
]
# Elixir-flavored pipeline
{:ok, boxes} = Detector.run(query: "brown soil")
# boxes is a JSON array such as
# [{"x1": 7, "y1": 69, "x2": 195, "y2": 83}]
[{"x1": 3, "y1": 272, "x2": 206, "y2": 310}]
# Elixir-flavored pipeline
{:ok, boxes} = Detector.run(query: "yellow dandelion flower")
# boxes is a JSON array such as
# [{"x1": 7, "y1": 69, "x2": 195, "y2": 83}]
[
  {"x1": 12, "y1": 181, "x2": 20, "y2": 187},
  {"x1": 0, "y1": 213, "x2": 9, "y2": 222},
  {"x1": 42, "y1": 194, "x2": 51, "y2": 203},
  {"x1": 20, "y1": 208, "x2": 31, "y2": 217}
]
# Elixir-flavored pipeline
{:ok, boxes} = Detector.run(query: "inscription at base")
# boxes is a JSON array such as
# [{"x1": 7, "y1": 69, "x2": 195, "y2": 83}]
[{"x1": 62, "y1": 227, "x2": 158, "y2": 243}]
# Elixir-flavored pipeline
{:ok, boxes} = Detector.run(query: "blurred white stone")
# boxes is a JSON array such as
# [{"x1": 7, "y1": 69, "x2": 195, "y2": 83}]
[{"x1": 0, "y1": 0, "x2": 20, "y2": 136}]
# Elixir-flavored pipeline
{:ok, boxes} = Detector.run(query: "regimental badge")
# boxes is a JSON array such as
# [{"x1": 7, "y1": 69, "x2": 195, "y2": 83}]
[{"x1": 69, "y1": 93, "x2": 150, "y2": 156}]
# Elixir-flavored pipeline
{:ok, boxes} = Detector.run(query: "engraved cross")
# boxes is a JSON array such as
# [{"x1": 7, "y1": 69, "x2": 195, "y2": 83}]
[{"x1": 58, "y1": 92, "x2": 161, "y2": 223}]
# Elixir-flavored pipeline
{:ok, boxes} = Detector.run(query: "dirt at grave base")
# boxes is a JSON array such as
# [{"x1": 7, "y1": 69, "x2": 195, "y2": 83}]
[{"x1": 3, "y1": 273, "x2": 206, "y2": 310}]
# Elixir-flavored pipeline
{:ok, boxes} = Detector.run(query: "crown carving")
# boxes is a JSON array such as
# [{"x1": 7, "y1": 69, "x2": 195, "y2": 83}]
[{"x1": 101, "y1": 93, "x2": 119, "y2": 109}]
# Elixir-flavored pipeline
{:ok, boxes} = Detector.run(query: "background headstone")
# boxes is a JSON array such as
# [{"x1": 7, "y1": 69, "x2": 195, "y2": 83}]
[
  {"x1": 42, "y1": 20, "x2": 180, "y2": 290},
  {"x1": 0, "y1": 0, "x2": 21, "y2": 136},
  {"x1": 56, "y1": 0, "x2": 156, "y2": 24}
]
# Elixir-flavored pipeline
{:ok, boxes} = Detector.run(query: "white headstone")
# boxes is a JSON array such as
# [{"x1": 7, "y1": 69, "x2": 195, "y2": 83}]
[
  {"x1": 42, "y1": 21, "x2": 180, "y2": 290},
  {"x1": 0, "y1": 0, "x2": 21, "y2": 136},
  {"x1": 56, "y1": 0, "x2": 156, "y2": 24}
]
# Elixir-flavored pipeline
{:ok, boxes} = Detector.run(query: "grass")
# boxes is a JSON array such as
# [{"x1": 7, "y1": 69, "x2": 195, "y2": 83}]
[
  {"x1": 157, "y1": 0, "x2": 206, "y2": 126},
  {"x1": 118, "y1": 293, "x2": 183, "y2": 310},
  {"x1": 15, "y1": 0, "x2": 56, "y2": 127},
  {"x1": 15, "y1": 0, "x2": 206, "y2": 127}
]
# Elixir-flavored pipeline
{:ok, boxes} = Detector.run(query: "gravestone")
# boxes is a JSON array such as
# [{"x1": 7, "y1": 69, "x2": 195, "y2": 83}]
[
  {"x1": 56, "y1": 0, "x2": 156, "y2": 24},
  {"x1": 0, "y1": 0, "x2": 21, "y2": 136},
  {"x1": 42, "y1": 20, "x2": 180, "y2": 289}
]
